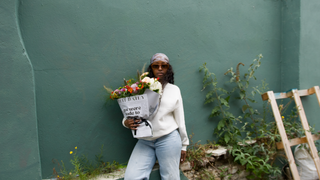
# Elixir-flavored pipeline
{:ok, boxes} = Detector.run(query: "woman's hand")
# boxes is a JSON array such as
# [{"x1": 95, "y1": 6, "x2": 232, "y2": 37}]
[
  {"x1": 124, "y1": 119, "x2": 140, "y2": 130},
  {"x1": 180, "y1": 150, "x2": 186, "y2": 164}
]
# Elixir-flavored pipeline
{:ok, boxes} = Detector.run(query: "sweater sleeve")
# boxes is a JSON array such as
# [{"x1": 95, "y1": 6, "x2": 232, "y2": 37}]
[
  {"x1": 173, "y1": 88, "x2": 189, "y2": 151},
  {"x1": 122, "y1": 117, "x2": 129, "y2": 128}
]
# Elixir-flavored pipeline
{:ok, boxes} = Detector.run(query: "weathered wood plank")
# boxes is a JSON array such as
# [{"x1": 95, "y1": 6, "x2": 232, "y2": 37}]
[
  {"x1": 312, "y1": 86, "x2": 320, "y2": 107},
  {"x1": 266, "y1": 91, "x2": 301, "y2": 180},
  {"x1": 276, "y1": 134, "x2": 320, "y2": 150},
  {"x1": 292, "y1": 89, "x2": 320, "y2": 178},
  {"x1": 261, "y1": 87, "x2": 318, "y2": 101}
]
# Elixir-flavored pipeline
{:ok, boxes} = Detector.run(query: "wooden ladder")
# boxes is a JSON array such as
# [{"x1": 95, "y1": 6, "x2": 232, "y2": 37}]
[{"x1": 261, "y1": 86, "x2": 320, "y2": 180}]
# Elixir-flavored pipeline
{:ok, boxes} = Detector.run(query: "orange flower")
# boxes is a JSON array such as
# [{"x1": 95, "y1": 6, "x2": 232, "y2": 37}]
[{"x1": 126, "y1": 85, "x2": 133, "y2": 93}]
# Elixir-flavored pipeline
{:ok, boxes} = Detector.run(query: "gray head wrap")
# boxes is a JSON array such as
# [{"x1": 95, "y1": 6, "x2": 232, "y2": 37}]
[{"x1": 150, "y1": 53, "x2": 169, "y2": 64}]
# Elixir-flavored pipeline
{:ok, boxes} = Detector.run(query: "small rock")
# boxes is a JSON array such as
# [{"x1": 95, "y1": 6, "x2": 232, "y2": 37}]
[
  {"x1": 238, "y1": 140, "x2": 257, "y2": 146},
  {"x1": 228, "y1": 165, "x2": 238, "y2": 174},
  {"x1": 197, "y1": 157, "x2": 209, "y2": 167},
  {"x1": 180, "y1": 161, "x2": 192, "y2": 171},
  {"x1": 209, "y1": 157, "x2": 215, "y2": 162},
  {"x1": 194, "y1": 174, "x2": 198, "y2": 178},
  {"x1": 230, "y1": 173, "x2": 239, "y2": 180},
  {"x1": 210, "y1": 169, "x2": 221, "y2": 180},
  {"x1": 223, "y1": 176, "x2": 230, "y2": 180},
  {"x1": 239, "y1": 170, "x2": 250, "y2": 178},
  {"x1": 182, "y1": 171, "x2": 192, "y2": 180},
  {"x1": 187, "y1": 171, "x2": 194, "y2": 176},
  {"x1": 206, "y1": 146, "x2": 228, "y2": 156}
]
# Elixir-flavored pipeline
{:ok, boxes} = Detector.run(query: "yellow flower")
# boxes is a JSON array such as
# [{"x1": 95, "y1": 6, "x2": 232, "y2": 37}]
[
  {"x1": 282, "y1": 116, "x2": 284, "y2": 119},
  {"x1": 57, "y1": 175, "x2": 60, "y2": 178},
  {"x1": 70, "y1": 151, "x2": 73, "y2": 154},
  {"x1": 75, "y1": 146, "x2": 77, "y2": 149},
  {"x1": 69, "y1": 172, "x2": 72, "y2": 175}
]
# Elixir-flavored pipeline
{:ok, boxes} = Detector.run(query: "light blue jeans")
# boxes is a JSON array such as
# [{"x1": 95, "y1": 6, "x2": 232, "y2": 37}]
[{"x1": 124, "y1": 129, "x2": 182, "y2": 180}]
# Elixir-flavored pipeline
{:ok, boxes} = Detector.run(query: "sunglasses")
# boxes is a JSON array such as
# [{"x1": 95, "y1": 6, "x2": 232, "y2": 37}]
[{"x1": 151, "y1": 64, "x2": 169, "y2": 70}]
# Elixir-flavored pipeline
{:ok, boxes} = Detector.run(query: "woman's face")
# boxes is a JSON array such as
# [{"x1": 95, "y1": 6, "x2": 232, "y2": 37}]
[{"x1": 151, "y1": 61, "x2": 169, "y2": 81}]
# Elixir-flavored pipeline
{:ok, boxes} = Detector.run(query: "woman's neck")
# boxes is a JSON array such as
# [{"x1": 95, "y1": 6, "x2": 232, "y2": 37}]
[{"x1": 160, "y1": 80, "x2": 168, "y2": 89}]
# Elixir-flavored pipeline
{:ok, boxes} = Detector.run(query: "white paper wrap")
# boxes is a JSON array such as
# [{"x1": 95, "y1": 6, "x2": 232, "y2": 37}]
[{"x1": 117, "y1": 89, "x2": 160, "y2": 138}]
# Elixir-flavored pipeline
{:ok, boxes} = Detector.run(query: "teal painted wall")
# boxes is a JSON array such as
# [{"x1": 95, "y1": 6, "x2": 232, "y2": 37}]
[
  {"x1": 17, "y1": 0, "x2": 282, "y2": 177},
  {"x1": 281, "y1": 0, "x2": 320, "y2": 135},
  {"x1": 281, "y1": 0, "x2": 300, "y2": 91},
  {"x1": 0, "y1": 1, "x2": 42, "y2": 180},
  {"x1": 298, "y1": 1, "x2": 320, "y2": 132},
  {"x1": 4, "y1": 0, "x2": 320, "y2": 179}
]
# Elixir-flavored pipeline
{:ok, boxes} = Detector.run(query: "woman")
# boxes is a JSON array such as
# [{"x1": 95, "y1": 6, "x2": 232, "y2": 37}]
[{"x1": 122, "y1": 53, "x2": 189, "y2": 180}]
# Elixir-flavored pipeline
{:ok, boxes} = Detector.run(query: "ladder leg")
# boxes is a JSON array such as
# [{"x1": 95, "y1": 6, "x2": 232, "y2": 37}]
[
  {"x1": 312, "y1": 86, "x2": 320, "y2": 107},
  {"x1": 267, "y1": 91, "x2": 300, "y2": 180},
  {"x1": 292, "y1": 89, "x2": 320, "y2": 178}
]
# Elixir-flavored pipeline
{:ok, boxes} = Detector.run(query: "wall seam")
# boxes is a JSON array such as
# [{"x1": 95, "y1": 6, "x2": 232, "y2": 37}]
[
  {"x1": 15, "y1": 0, "x2": 42, "y2": 178},
  {"x1": 298, "y1": 2, "x2": 301, "y2": 90},
  {"x1": 280, "y1": 0, "x2": 284, "y2": 91}
]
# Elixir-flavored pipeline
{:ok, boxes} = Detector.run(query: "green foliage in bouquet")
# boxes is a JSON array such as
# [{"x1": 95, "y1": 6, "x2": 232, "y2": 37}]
[{"x1": 199, "y1": 54, "x2": 317, "y2": 179}]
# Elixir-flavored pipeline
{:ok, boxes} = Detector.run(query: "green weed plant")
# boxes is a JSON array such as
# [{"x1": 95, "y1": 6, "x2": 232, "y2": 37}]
[
  {"x1": 198, "y1": 54, "x2": 315, "y2": 179},
  {"x1": 53, "y1": 145, "x2": 126, "y2": 180}
]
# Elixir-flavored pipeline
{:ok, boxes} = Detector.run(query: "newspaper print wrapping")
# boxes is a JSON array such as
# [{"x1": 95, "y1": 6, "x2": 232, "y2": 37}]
[{"x1": 117, "y1": 89, "x2": 160, "y2": 138}]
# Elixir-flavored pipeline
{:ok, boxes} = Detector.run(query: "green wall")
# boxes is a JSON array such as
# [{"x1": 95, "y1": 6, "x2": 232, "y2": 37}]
[
  {"x1": 17, "y1": 0, "x2": 282, "y2": 178},
  {"x1": 1, "y1": 0, "x2": 320, "y2": 179},
  {"x1": 281, "y1": 0, "x2": 320, "y2": 132},
  {"x1": 298, "y1": 0, "x2": 320, "y2": 132},
  {"x1": 281, "y1": 0, "x2": 300, "y2": 91}
]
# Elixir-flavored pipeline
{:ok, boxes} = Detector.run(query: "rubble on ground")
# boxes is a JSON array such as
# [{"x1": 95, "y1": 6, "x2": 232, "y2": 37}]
[{"x1": 180, "y1": 146, "x2": 251, "y2": 180}]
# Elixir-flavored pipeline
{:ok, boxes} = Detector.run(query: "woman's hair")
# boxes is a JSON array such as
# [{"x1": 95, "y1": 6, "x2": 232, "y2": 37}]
[{"x1": 147, "y1": 64, "x2": 174, "y2": 84}]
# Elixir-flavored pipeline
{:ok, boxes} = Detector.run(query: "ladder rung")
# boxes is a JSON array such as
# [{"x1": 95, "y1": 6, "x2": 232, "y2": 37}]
[
  {"x1": 276, "y1": 134, "x2": 320, "y2": 150},
  {"x1": 261, "y1": 86, "x2": 318, "y2": 101}
]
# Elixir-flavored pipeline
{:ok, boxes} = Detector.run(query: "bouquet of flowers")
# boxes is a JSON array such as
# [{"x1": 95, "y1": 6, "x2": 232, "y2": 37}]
[
  {"x1": 105, "y1": 72, "x2": 162, "y2": 138},
  {"x1": 108, "y1": 72, "x2": 162, "y2": 100}
]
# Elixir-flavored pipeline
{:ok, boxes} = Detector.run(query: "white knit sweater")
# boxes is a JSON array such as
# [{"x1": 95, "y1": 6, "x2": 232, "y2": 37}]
[{"x1": 122, "y1": 83, "x2": 189, "y2": 151}]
